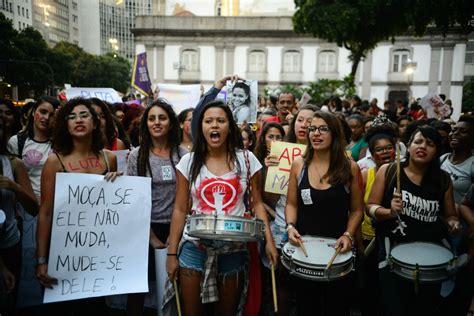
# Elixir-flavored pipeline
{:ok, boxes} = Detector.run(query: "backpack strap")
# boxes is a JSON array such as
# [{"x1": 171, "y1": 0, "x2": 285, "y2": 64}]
[{"x1": 16, "y1": 131, "x2": 27, "y2": 159}]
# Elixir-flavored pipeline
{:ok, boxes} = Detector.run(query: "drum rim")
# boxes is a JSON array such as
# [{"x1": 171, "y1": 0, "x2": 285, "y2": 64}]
[
  {"x1": 282, "y1": 235, "x2": 353, "y2": 265},
  {"x1": 390, "y1": 241, "x2": 453, "y2": 267},
  {"x1": 187, "y1": 213, "x2": 264, "y2": 223}
]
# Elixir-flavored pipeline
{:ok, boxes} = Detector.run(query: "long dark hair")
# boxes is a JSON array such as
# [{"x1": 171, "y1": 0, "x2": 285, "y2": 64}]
[
  {"x1": 304, "y1": 111, "x2": 352, "y2": 185},
  {"x1": 404, "y1": 126, "x2": 443, "y2": 187},
  {"x1": 255, "y1": 122, "x2": 285, "y2": 163},
  {"x1": 189, "y1": 100, "x2": 243, "y2": 185},
  {"x1": 26, "y1": 96, "x2": 60, "y2": 139},
  {"x1": 90, "y1": 98, "x2": 117, "y2": 147},
  {"x1": 137, "y1": 99, "x2": 181, "y2": 177},
  {"x1": 53, "y1": 98, "x2": 103, "y2": 155},
  {"x1": 285, "y1": 105, "x2": 319, "y2": 143},
  {"x1": 0, "y1": 99, "x2": 21, "y2": 137},
  {"x1": 178, "y1": 107, "x2": 193, "y2": 143}
]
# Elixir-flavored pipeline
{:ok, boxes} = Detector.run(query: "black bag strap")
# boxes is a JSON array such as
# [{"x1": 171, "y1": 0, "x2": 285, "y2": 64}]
[{"x1": 16, "y1": 131, "x2": 27, "y2": 158}]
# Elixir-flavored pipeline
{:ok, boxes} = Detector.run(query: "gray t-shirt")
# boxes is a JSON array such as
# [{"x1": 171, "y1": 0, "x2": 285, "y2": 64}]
[
  {"x1": 127, "y1": 146, "x2": 187, "y2": 223},
  {"x1": 440, "y1": 153, "x2": 474, "y2": 203}
]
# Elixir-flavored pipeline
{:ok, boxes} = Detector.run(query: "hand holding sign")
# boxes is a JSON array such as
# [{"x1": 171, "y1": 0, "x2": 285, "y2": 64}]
[
  {"x1": 264, "y1": 141, "x2": 307, "y2": 195},
  {"x1": 43, "y1": 173, "x2": 151, "y2": 303}
]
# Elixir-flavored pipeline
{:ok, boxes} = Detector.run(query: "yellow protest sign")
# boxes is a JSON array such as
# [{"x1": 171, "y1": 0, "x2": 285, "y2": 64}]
[{"x1": 264, "y1": 141, "x2": 307, "y2": 195}]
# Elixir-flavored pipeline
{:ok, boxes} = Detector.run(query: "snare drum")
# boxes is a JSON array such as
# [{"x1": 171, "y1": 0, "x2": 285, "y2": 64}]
[
  {"x1": 281, "y1": 236, "x2": 354, "y2": 281},
  {"x1": 186, "y1": 213, "x2": 265, "y2": 241},
  {"x1": 389, "y1": 242, "x2": 454, "y2": 283}
]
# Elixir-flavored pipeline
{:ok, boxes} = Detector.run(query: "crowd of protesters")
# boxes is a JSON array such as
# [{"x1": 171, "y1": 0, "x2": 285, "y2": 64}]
[{"x1": 0, "y1": 75, "x2": 473, "y2": 316}]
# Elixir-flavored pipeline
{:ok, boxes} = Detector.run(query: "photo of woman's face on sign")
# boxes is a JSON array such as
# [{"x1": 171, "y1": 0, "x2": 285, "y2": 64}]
[{"x1": 226, "y1": 80, "x2": 258, "y2": 124}]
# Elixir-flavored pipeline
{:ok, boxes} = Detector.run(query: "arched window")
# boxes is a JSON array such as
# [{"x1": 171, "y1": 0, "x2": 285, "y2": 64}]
[
  {"x1": 283, "y1": 50, "x2": 301, "y2": 73},
  {"x1": 318, "y1": 50, "x2": 336, "y2": 73}
]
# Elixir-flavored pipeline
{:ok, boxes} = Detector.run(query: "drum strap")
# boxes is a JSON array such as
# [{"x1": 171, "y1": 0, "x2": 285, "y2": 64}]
[{"x1": 243, "y1": 149, "x2": 253, "y2": 216}]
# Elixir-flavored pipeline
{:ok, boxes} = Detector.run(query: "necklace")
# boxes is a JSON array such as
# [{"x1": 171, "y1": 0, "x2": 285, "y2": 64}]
[{"x1": 312, "y1": 163, "x2": 325, "y2": 184}]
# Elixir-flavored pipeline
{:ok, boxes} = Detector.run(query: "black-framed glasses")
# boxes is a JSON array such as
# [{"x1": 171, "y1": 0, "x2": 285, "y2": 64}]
[{"x1": 307, "y1": 125, "x2": 330, "y2": 135}]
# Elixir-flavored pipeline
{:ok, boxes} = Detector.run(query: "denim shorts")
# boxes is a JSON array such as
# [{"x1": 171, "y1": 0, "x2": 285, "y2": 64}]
[{"x1": 178, "y1": 241, "x2": 247, "y2": 276}]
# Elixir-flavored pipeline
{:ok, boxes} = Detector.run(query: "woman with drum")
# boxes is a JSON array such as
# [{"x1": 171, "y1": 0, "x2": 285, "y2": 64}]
[
  {"x1": 285, "y1": 110, "x2": 364, "y2": 315},
  {"x1": 165, "y1": 100, "x2": 278, "y2": 315},
  {"x1": 367, "y1": 126, "x2": 460, "y2": 316},
  {"x1": 126, "y1": 99, "x2": 187, "y2": 315},
  {"x1": 36, "y1": 97, "x2": 120, "y2": 312}
]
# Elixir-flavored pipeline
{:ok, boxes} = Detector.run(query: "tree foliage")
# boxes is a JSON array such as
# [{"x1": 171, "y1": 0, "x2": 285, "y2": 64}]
[
  {"x1": 0, "y1": 12, "x2": 131, "y2": 97},
  {"x1": 462, "y1": 77, "x2": 474, "y2": 112},
  {"x1": 293, "y1": 0, "x2": 473, "y2": 85}
]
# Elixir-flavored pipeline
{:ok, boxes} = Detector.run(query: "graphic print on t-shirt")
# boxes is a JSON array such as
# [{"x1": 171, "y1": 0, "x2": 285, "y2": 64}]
[
  {"x1": 401, "y1": 190, "x2": 439, "y2": 222},
  {"x1": 197, "y1": 176, "x2": 242, "y2": 214}
]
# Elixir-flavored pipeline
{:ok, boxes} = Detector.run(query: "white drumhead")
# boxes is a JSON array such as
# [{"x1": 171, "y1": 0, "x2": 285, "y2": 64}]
[
  {"x1": 283, "y1": 236, "x2": 352, "y2": 265},
  {"x1": 391, "y1": 242, "x2": 453, "y2": 266}
]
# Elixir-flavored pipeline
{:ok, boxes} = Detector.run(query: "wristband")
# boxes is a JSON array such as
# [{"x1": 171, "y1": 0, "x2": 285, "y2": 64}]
[
  {"x1": 343, "y1": 231, "x2": 354, "y2": 243},
  {"x1": 167, "y1": 253, "x2": 177, "y2": 257},
  {"x1": 369, "y1": 205, "x2": 381, "y2": 220},
  {"x1": 37, "y1": 257, "x2": 48, "y2": 265},
  {"x1": 286, "y1": 223, "x2": 295, "y2": 232}
]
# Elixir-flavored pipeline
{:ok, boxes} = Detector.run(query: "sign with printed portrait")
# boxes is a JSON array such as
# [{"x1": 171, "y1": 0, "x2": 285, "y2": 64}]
[{"x1": 225, "y1": 80, "x2": 258, "y2": 124}]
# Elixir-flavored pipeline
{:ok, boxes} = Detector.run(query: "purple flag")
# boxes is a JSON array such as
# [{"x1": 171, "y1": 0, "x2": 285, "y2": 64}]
[{"x1": 131, "y1": 52, "x2": 152, "y2": 97}]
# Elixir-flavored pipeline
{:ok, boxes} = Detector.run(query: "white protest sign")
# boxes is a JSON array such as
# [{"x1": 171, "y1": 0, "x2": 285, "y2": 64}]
[
  {"x1": 156, "y1": 83, "x2": 202, "y2": 114},
  {"x1": 17, "y1": 209, "x2": 43, "y2": 307},
  {"x1": 44, "y1": 173, "x2": 151, "y2": 303},
  {"x1": 65, "y1": 87, "x2": 122, "y2": 103},
  {"x1": 420, "y1": 93, "x2": 451, "y2": 119}
]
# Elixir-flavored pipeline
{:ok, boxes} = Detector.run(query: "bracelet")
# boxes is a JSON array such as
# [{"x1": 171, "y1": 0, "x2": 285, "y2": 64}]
[
  {"x1": 369, "y1": 205, "x2": 381, "y2": 220},
  {"x1": 37, "y1": 257, "x2": 48, "y2": 265},
  {"x1": 343, "y1": 231, "x2": 354, "y2": 244},
  {"x1": 167, "y1": 253, "x2": 177, "y2": 257},
  {"x1": 286, "y1": 223, "x2": 295, "y2": 232}
]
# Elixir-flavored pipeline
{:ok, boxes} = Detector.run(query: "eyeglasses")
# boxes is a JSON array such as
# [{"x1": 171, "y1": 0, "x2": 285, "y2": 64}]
[
  {"x1": 373, "y1": 145, "x2": 394, "y2": 154},
  {"x1": 66, "y1": 112, "x2": 92, "y2": 121},
  {"x1": 307, "y1": 125, "x2": 330, "y2": 135}
]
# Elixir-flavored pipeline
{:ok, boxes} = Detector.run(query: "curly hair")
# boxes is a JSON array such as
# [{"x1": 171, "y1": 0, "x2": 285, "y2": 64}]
[
  {"x1": 53, "y1": 98, "x2": 103, "y2": 155},
  {"x1": 304, "y1": 111, "x2": 352, "y2": 186},
  {"x1": 189, "y1": 100, "x2": 243, "y2": 185},
  {"x1": 136, "y1": 99, "x2": 181, "y2": 177}
]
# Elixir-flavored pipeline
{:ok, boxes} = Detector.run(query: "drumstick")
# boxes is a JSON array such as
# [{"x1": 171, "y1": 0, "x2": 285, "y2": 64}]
[
  {"x1": 326, "y1": 244, "x2": 342, "y2": 270},
  {"x1": 298, "y1": 238, "x2": 308, "y2": 257},
  {"x1": 173, "y1": 278, "x2": 182, "y2": 316},
  {"x1": 363, "y1": 238, "x2": 376, "y2": 258},
  {"x1": 396, "y1": 142, "x2": 401, "y2": 194},
  {"x1": 271, "y1": 263, "x2": 278, "y2": 313}
]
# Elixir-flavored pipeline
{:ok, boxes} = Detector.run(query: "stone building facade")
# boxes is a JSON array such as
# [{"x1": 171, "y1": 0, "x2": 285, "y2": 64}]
[{"x1": 132, "y1": 15, "x2": 467, "y2": 118}]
